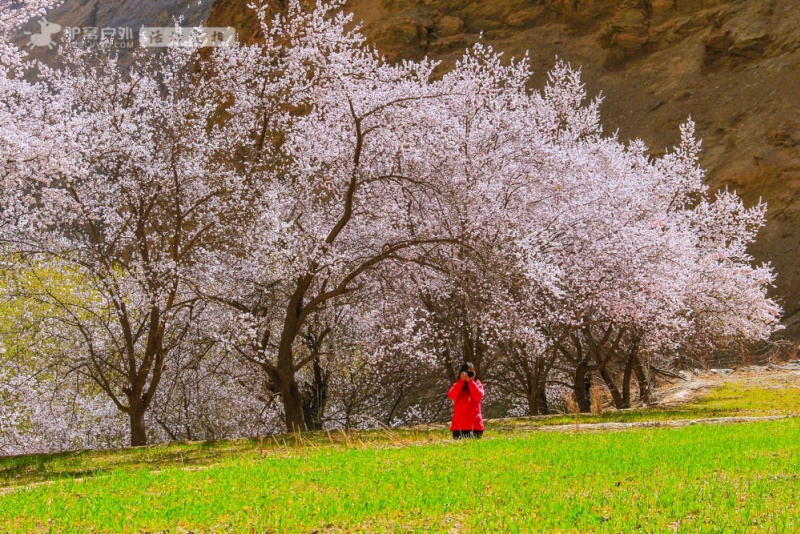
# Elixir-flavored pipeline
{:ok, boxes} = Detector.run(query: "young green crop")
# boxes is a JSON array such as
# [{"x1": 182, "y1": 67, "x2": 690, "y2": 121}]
[{"x1": 1, "y1": 419, "x2": 798, "y2": 532}]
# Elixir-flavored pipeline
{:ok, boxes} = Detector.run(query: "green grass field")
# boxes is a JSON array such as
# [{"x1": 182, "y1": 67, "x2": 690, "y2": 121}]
[{"x1": 1, "y1": 380, "x2": 799, "y2": 532}]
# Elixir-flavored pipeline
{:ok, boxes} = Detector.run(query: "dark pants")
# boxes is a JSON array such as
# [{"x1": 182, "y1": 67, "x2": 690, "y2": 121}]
[{"x1": 452, "y1": 430, "x2": 483, "y2": 440}]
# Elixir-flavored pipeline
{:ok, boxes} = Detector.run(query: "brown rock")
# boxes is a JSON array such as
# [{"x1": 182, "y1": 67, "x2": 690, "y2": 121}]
[
  {"x1": 703, "y1": 30, "x2": 734, "y2": 52},
  {"x1": 505, "y1": 7, "x2": 546, "y2": 28},
  {"x1": 437, "y1": 15, "x2": 464, "y2": 37},
  {"x1": 768, "y1": 122, "x2": 800, "y2": 148},
  {"x1": 728, "y1": 34, "x2": 771, "y2": 59},
  {"x1": 365, "y1": 10, "x2": 436, "y2": 60},
  {"x1": 613, "y1": 32, "x2": 649, "y2": 49},
  {"x1": 428, "y1": 35, "x2": 471, "y2": 54}
]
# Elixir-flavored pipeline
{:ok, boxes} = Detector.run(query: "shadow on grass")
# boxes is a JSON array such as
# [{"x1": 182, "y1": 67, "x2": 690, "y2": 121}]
[
  {"x1": 0, "y1": 450, "x2": 102, "y2": 487},
  {"x1": 0, "y1": 438, "x2": 260, "y2": 488},
  {"x1": 0, "y1": 429, "x2": 446, "y2": 488}
]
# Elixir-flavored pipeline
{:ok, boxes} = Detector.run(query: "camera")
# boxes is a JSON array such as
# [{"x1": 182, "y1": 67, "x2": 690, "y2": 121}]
[{"x1": 465, "y1": 370, "x2": 475, "y2": 378}]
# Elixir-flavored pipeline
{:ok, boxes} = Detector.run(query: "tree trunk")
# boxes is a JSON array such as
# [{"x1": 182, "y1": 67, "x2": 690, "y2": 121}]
[
  {"x1": 527, "y1": 357, "x2": 550, "y2": 416},
  {"x1": 622, "y1": 353, "x2": 634, "y2": 408},
  {"x1": 302, "y1": 357, "x2": 328, "y2": 431},
  {"x1": 632, "y1": 354, "x2": 651, "y2": 404},
  {"x1": 537, "y1": 387, "x2": 549, "y2": 415},
  {"x1": 129, "y1": 404, "x2": 147, "y2": 446},
  {"x1": 385, "y1": 388, "x2": 404, "y2": 427},
  {"x1": 526, "y1": 362, "x2": 539, "y2": 416},
  {"x1": 574, "y1": 362, "x2": 592, "y2": 413},
  {"x1": 527, "y1": 391, "x2": 540, "y2": 416},
  {"x1": 621, "y1": 338, "x2": 640, "y2": 408},
  {"x1": 527, "y1": 388, "x2": 549, "y2": 416},
  {"x1": 278, "y1": 368, "x2": 306, "y2": 433},
  {"x1": 599, "y1": 368, "x2": 624, "y2": 409},
  {"x1": 275, "y1": 278, "x2": 311, "y2": 433}
]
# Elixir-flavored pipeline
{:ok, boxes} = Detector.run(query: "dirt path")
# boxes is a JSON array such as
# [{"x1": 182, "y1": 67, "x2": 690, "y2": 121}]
[{"x1": 533, "y1": 415, "x2": 793, "y2": 433}]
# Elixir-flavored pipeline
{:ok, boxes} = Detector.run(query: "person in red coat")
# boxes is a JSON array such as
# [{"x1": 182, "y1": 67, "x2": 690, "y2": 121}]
[{"x1": 447, "y1": 362, "x2": 484, "y2": 439}]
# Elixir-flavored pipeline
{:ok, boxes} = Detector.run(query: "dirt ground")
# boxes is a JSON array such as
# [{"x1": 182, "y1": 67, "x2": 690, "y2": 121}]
[{"x1": 654, "y1": 360, "x2": 800, "y2": 406}]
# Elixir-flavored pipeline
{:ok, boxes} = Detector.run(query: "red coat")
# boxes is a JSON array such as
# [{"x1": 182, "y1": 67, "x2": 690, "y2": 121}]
[{"x1": 448, "y1": 379, "x2": 485, "y2": 431}]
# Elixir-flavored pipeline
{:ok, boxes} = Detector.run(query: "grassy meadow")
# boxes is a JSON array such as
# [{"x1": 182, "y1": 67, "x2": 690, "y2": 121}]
[{"x1": 1, "y1": 378, "x2": 799, "y2": 532}]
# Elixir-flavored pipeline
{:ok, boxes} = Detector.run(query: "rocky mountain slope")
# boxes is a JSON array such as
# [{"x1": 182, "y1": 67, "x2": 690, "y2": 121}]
[
  {"x1": 208, "y1": 0, "x2": 800, "y2": 338},
  {"x1": 10, "y1": 0, "x2": 214, "y2": 65}
]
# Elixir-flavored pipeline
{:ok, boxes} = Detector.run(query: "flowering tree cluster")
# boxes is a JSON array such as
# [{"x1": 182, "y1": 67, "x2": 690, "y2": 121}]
[{"x1": 0, "y1": 0, "x2": 781, "y2": 450}]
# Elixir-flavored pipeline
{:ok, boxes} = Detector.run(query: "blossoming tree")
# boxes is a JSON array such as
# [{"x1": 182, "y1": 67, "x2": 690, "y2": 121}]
[{"x1": 0, "y1": 0, "x2": 783, "y2": 446}]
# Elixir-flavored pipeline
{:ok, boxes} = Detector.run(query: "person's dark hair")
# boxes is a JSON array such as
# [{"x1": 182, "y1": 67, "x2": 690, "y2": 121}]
[
  {"x1": 459, "y1": 362, "x2": 476, "y2": 390},
  {"x1": 459, "y1": 362, "x2": 476, "y2": 378}
]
